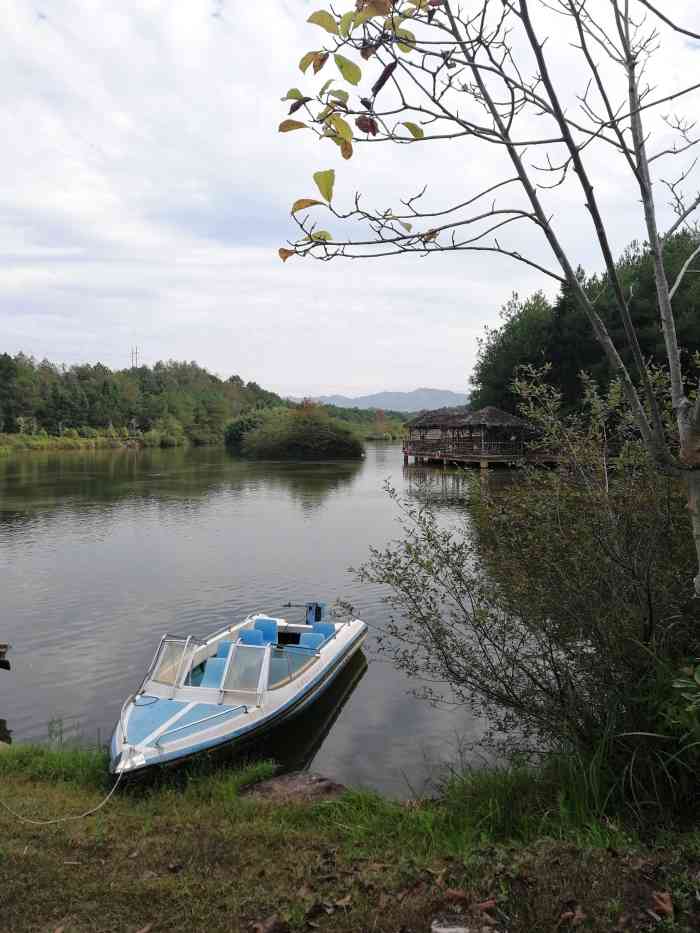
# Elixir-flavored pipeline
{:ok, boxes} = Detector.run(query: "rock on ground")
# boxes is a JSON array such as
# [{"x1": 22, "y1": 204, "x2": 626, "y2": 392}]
[{"x1": 242, "y1": 771, "x2": 346, "y2": 804}]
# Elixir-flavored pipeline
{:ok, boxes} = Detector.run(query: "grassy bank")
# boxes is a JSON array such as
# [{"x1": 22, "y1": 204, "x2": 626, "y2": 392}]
[
  {"x1": 1, "y1": 745, "x2": 700, "y2": 932},
  {"x1": 0, "y1": 433, "x2": 140, "y2": 453}
]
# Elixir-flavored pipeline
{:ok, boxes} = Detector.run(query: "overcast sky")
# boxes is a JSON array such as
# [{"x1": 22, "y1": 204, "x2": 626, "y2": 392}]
[{"x1": 1, "y1": 1, "x2": 698, "y2": 397}]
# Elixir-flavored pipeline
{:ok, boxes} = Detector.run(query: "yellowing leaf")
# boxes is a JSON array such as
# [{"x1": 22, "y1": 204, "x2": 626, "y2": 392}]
[
  {"x1": 396, "y1": 28, "x2": 416, "y2": 53},
  {"x1": 311, "y1": 230, "x2": 332, "y2": 241},
  {"x1": 402, "y1": 121, "x2": 424, "y2": 139},
  {"x1": 278, "y1": 248, "x2": 295, "y2": 262},
  {"x1": 307, "y1": 10, "x2": 339, "y2": 34},
  {"x1": 354, "y1": 7, "x2": 375, "y2": 26},
  {"x1": 292, "y1": 198, "x2": 324, "y2": 213},
  {"x1": 329, "y1": 89, "x2": 349, "y2": 105},
  {"x1": 334, "y1": 54, "x2": 362, "y2": 86},
  {"x1": 340, "y1": 138, "x2": 353, "y2": 159},
  {"x1": 399, "y1": 220, "x2": 413, "y2": 232},
  {"x1": 278, "y1": 119, "x2": 308, "y2": 132},
  {"x1": 313, "y1": 169, "x2": 335, "y2": 202},
  {"x1": 339, "y1": 11, "x2": 355, "y2": 37},
  {"x1": 329, "y1": 114, "x2": 353, "y2": 142},
  {"x1": 299, "y1": 51, "x2": 317, "y2": 73}
]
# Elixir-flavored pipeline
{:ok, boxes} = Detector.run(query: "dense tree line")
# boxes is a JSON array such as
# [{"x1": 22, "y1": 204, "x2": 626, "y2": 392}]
[
  {"x1": 0, "y1": 356, "x2": 281, "y2": 445},
  {"x1": 470, "y1": 232, "x2": 700, "y2": 412}
]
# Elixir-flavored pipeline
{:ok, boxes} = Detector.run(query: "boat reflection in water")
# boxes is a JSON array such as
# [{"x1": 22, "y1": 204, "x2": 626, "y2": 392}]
[{"x1": 245, "y1": 647, "x2": 368, "y2": 773}]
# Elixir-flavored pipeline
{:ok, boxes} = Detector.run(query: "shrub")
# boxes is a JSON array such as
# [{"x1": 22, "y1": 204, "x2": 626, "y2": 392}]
[
  {"x1": 357, "y1": 375, "x2": 700, "y2": 816},
  {"x1": 224, "y1": 410, "x2": 270, "y2": 453},
  {"x1": 241, "y1": 407, "x2": 364, "y2": 460}
]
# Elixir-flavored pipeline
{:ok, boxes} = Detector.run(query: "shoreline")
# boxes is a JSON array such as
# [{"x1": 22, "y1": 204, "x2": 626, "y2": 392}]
[{"x1": 1, "y1": 743, "x2": 698, "y2": 931}]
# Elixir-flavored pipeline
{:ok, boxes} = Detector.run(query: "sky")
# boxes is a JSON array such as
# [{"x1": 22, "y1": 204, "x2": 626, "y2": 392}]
[{"x1": 1, "y1": 1, "x2": 698, "y2": 398}]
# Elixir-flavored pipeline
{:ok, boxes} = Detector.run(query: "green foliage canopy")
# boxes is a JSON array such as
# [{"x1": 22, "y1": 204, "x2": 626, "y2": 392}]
[
  {"x1": 240, "y1": 407, "x2": 364, "y2": 460},
  {"x1": 471, "y1": 233, "x2": 700, "y2": 411},
  {"x1": 0, "y1": 355, "x2": 282, "y2": 444}
]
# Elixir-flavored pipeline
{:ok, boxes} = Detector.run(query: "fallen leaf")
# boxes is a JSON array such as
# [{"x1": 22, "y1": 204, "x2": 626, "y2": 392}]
[
  {"x1": 652, "y1": 891, "x2": 673, "y2": 917},
  {"x1": 135, "y1": 926, "x2": 153, "y2": 933},
  {"x1": 476, "y1": 898, "x2": 497, "y2": 912},
  {"x1": 444, "y1": 887, "x2": 469, "y2": 903},
  {"x1": 251, "y1": 916, "x2": 290, "y2": 933},
  {"x1": 335, "y1": 894, "x2": 352, "y2": 908}
]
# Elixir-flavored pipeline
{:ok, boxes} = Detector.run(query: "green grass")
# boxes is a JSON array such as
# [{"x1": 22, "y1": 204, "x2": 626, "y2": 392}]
[
  {"x1": 0, "y1": 743, "x2": 110, "y2": 788},
  {"x1": 2, "y1": 744, "x2": 700, "y2": 931},
  {"x1": 0, "y1": 433, "x2": 129, "y2": 452}
]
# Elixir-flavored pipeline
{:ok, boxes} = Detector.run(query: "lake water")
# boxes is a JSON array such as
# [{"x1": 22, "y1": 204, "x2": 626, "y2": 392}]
[{"x1": 0, "y1": 443, "x2": 484, "y2": 796}]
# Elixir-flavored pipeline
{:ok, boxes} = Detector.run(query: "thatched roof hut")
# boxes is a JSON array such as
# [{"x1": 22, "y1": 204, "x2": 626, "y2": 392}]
[{"x1": 407, "y1": 405, "x2": 532, "y2": 432}]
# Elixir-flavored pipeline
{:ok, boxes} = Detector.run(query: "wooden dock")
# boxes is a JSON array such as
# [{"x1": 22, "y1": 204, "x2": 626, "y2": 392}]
[
  {"x1": 402, "y1": 440, "x2": 554, "y2": 469},
  {"x1": 403, "y1": 405, "x2": 556, "y2": 470}
]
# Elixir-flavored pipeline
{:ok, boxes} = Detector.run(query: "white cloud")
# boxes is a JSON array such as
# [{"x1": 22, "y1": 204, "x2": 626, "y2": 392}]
[{"x1": 0, "y1": 1, "x2": 698, "y2": 395}]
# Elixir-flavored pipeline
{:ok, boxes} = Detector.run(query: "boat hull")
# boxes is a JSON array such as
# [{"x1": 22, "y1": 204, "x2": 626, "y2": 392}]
[{"x1": 110, "y1": 622, "x2": 366, "y2": 775}]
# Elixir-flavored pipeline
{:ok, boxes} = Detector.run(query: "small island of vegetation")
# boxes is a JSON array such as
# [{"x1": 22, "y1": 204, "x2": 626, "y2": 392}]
[{"x1": 226, "y1": 405, "x2": 364, "y2": 460}]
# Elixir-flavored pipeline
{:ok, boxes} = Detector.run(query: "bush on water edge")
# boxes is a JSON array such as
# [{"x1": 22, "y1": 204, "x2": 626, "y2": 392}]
[{"x1": 239, "y1": 407, "x2": 365, "y2": 461}]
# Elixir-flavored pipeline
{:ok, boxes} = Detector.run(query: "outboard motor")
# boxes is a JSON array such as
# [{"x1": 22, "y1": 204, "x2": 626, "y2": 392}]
[{"x1": 305, "y1": 602, "x2": 326, "y2": 625}]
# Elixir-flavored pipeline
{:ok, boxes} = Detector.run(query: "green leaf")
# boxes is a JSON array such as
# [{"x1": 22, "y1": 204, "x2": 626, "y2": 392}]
[
  {"x1": 339, "y1": 11, "x2": 355, "y2": 37},
  {"x1": 313, "y1": 169, "x2": 335, "y2": 202},
  {"x1": 311, "y1": 230, "x2": 332, "y2": 241},
  {"x1": 299, "y1": 51, "x2": 317, "y2": 73},
  {"x1": 398, "y1": 220, "x2": 413, "y2": 232},
  {"x1": 291, "y1": 198, "x2": 325, "y2": 213},
  {"x1": 396, "y1": 28, "x2": 416, "y2": 53},
  {"x1": 278, "y1": 119, "x2": 308, "y2": 132},
  {"x1": 283, "y1": 88, "x2": 304, "y2": 101},
  {"x1": 320, "y1": 78, "x2": 334, "y2": 95},
  {"x1": 402, "y1": 121, "x2": 424, "y2": 139},
  {"x1": 334, "y1": 54, "x2": 362, "y2": 86},
  {"x1": 307, "y1": 10, "x2": 339, "y2": 34},
  {"x1": 353, "y1": 7, "x2": 375, "y2": 26},
  {"x1": 328, "y1": 89, "x2": 349, "y2": 105},
  {"x1": 329, "y1": 114, "x2": 353, "y2": 142}
]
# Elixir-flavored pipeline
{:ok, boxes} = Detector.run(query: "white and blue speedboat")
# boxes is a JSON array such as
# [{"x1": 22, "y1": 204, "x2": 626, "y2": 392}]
[{"x1": 110, "y1": 602, "x2": 367, "y2": 775}]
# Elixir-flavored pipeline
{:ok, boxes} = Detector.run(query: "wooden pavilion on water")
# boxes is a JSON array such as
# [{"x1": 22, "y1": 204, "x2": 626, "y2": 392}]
[{"x1": 403, "y1": 405, "x2": 552, "y2": 469}]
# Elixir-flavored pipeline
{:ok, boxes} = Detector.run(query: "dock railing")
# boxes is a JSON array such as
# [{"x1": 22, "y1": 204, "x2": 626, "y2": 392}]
[{"x1": 403, "y1": 439, "x2": 526, "y2": 459}]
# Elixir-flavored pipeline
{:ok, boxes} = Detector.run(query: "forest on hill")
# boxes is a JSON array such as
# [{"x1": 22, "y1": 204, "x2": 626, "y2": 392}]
[
  {"x1": 470, "y1": 231, "x2": 700, "y2": 412},
  {"x1": 0, "y1": 356, "x2": 281, "y2": 446}
]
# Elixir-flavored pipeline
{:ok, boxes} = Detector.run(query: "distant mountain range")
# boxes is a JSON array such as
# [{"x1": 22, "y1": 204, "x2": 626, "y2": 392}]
[{"x1": 304, "y1": 388, "x2": 469, "y2": 413}]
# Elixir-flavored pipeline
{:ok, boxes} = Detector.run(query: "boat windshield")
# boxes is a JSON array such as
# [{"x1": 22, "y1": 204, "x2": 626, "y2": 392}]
[
  {"x1": 223, "y1": 644, "x2": 266, "y2": 693},
  {"x1": 267, "y1": 646, "x2": 318, "y2": 690},
  {"x1": 149, "y1": 637, "x2": 202, "y2": 687}
]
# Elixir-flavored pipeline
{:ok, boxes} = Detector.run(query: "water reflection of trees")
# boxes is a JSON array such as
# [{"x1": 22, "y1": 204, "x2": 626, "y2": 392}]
[{"x1": 0, "y1": 448, "x2": 363, "y2": 533}]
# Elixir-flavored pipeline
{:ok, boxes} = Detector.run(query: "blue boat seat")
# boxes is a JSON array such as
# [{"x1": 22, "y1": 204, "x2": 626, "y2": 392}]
[
  {"x1": 200, "y1": 658, "x2": 226, "y2": 688},
  {"x1": 239, "y1": 628, "x2": 264, "y2": 646},
  {"x1": 254, "y1": 617, "x2": 278, "y2": 644},
  {"x1": 216, "y1": 640, "x2": 233, "y2": 658},
  {"x1": 299, "y1": 632, "x2": 324, "y2": 651},
  {"x1": 312, "y1": 622, "x2": 335, "y2": 642}
]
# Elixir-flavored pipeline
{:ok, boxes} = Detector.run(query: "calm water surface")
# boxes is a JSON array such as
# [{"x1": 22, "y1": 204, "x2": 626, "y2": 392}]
[{"x1": 0, "y1": 443, "x2": 483, "y2": 796}]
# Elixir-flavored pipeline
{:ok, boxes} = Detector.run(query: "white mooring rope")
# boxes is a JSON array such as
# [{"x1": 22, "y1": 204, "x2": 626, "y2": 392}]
[{"x1": 0, "y1": 767, "x2": 124, "y2": 826}]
